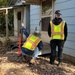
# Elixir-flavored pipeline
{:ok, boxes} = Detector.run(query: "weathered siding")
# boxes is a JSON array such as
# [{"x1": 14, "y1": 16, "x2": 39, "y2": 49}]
[
  {"x1": 24, "y1": 5, "x2": 30, "y2": 33},
  {"x1": 55, "y1": 0, "x2": 75, "y2": 57},
  {"x1": 30, "y1": 5, "x2": 41, "y2": 33},
  {"x1": 30, "y1": 5, "x2": 51, "y2": 54}
]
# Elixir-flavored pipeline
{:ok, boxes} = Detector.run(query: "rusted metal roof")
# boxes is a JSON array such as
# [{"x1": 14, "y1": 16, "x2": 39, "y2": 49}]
[
  {"x1": 22, "y1": 0, "x2": 42, "y2": 5},
  {"x1": 22, "y1": 0, "x2": 53, "y2": 5}
]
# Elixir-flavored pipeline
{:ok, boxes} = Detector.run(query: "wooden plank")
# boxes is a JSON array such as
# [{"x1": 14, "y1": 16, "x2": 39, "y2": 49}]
[
  {"x1": 0, "y1": 10, "x2": 5, "y2": 13},
  {"x1": 25, "y1": 0, "x2": 41, "y2": 5}
]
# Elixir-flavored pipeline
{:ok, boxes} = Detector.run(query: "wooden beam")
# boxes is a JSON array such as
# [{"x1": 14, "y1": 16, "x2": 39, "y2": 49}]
[
  {"x1": 22, "y1": 0, "x2": 53, "y2": 5},
  {"x1": 0, "y1": 7, "x2": 13, "y2": 10},
  {"x1": 24, "y1": 0, "x2": 41, "y2": 5},
  {"x1": 0, "y1": 10, "x2": 5, "y2": 13},
  {"x1": 5, "y1": 8, "x2": 9, "y2": 40}
]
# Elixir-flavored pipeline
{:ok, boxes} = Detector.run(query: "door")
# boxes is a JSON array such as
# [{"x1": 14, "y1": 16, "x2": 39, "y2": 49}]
[
  {"x1": 17, "y1": 11, "x2": 21, "y2": 36},
  {"x1": 42, "y1": 17, "x2": 50, "y2": 31},
  {"x1": 41, "y1": 0, "x2": 52, "y2": 43}
]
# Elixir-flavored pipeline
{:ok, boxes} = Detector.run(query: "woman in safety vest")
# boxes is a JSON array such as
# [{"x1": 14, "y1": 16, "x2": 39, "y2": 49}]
[
  {"x1": 48, "y1": 10, "x2": 68, "y2": 66},
  {"x1": 21, "y1": 23, "x2": 43, "y2": 63}
]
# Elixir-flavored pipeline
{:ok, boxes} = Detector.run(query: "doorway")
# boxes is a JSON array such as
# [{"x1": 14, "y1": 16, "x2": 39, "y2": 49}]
[
  {"x1": 41, "y1": 0, "x2": 52, "y2": 43},
  {"x1": 17, "y1": 11, "x2": 21, "y2": 36}
]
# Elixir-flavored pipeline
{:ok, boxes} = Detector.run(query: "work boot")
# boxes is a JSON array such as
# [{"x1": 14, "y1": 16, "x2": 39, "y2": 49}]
[
  {"x1": 50, "y1": 59, "x2": 54, "y2": 65},
  {"x1": 50, "y1": 61, "x2": 54, "y2": 65},
  {"x1": 50, "y1": 56, "x2": 55, "y2": 65}
]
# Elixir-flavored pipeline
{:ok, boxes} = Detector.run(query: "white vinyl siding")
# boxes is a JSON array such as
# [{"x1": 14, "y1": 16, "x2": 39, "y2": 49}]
[
  {"x1": 55, "y1": 0, "x2": 75, "y2": 57},
  {"x1": 30, "y1": 5, "x2": 41, "y2": 33}
]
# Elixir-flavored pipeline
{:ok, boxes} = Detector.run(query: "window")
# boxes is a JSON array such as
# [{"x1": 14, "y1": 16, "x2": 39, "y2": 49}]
[{"x1": 41, "y1": 0, "x2": 52, "y2": 31}]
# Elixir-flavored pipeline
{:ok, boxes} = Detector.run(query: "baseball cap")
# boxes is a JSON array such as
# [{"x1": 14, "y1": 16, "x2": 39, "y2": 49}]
[
  {"x1": 33, "y1": 30, "x2": 41, "y2": 37},
  {"x1": 55, "y1": 10, "x2": 61, "y2": 15}
]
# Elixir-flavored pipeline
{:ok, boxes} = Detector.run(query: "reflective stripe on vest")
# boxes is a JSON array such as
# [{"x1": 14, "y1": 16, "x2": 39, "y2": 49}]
[
  {"x1": 22, "y1": 34, "x2": 41, "y2": 50},
  {"x1": 50, "y1": 21, "x2": 65, "y2": 40}
]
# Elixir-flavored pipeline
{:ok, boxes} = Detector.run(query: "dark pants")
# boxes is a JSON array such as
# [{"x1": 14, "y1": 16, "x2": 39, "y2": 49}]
[{"x1": 50, "y1": 40, "x2": 64, "y2": 64}]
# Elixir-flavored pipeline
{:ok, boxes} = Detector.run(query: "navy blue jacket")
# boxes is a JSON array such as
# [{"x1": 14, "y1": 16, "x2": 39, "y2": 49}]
[
  {"x1": 48, "y1": 18, "x2": 68, "y2": 41},
  {"x1": 21, "y1": 26, "x2": 43, "y2": 55}
]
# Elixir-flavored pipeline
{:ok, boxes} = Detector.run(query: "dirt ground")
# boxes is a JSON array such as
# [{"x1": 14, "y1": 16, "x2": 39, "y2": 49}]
[{"x1": 0, "y1": 48, "x2": 75, "y2": 75}]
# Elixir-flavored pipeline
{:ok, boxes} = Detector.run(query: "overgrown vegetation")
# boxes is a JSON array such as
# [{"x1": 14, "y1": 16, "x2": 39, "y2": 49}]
[
  {"x1": 0, "y1": 0, "x2": 14, "y2": 36},
  {"x1": 0, "y1": 0, "x2": 10, "y2": 7}
]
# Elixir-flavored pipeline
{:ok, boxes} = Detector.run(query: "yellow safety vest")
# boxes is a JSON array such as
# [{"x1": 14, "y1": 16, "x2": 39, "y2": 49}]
[
  {"x1": 22, "y1": 34, "x2": 41, "y2": 51},
  {"x1": 50, "y1": 21, "x2": 65, "y2": 40}
]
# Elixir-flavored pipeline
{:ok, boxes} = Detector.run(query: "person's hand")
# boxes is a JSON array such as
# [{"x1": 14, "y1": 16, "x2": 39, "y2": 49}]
[{"x1": 21, "y1": 22, "x2": 24, "y2": 26}]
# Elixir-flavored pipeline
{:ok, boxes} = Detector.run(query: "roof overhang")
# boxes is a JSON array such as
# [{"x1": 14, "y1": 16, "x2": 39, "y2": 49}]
[
  {"x1": 0, "y1": 7, "x2": 13, "y2": 13},
  {"x1": 22, "y1": 0, "x2": 53, "y2": 5},
  {"x1": 13, "y1": 5, "x2": 26, "y2": 9},
  {"x1": 22, "y1": 0, "x2": 42, "y2": 5}
]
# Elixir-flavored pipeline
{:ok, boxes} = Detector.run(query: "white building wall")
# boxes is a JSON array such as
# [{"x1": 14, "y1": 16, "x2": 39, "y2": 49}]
[
  {"x1": 30, "y1": 5, "x2": 41, "y2": 33},
  {"x1": 54, "y1": 0, "x2": 75, "y2": 57}
]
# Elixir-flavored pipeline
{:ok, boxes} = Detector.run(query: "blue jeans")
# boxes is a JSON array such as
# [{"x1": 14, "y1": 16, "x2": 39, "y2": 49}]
[
  {"x1": 21, "y1": 47, "x2": 40, "y2": 59},
  {"x1": 32, "y1": 47, "x2": 41, "y2": 59}
]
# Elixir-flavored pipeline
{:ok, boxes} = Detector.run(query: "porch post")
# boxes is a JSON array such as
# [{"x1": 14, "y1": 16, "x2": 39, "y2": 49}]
[
  {"x1": 52, "y1": 0, "x2": 55, "y2": 20},
  {"x1": 5, "y1": 8, "x2": 9, "y2": 40}
]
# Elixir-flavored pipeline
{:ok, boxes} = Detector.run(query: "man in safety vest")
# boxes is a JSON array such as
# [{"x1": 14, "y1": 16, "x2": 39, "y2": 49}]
[
  {"x1": 48, "y1": 10, "x2": 68, "y2": 66},
  {"x1": 21, "y1": 23, "x2": 43, "y2": 63}
]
